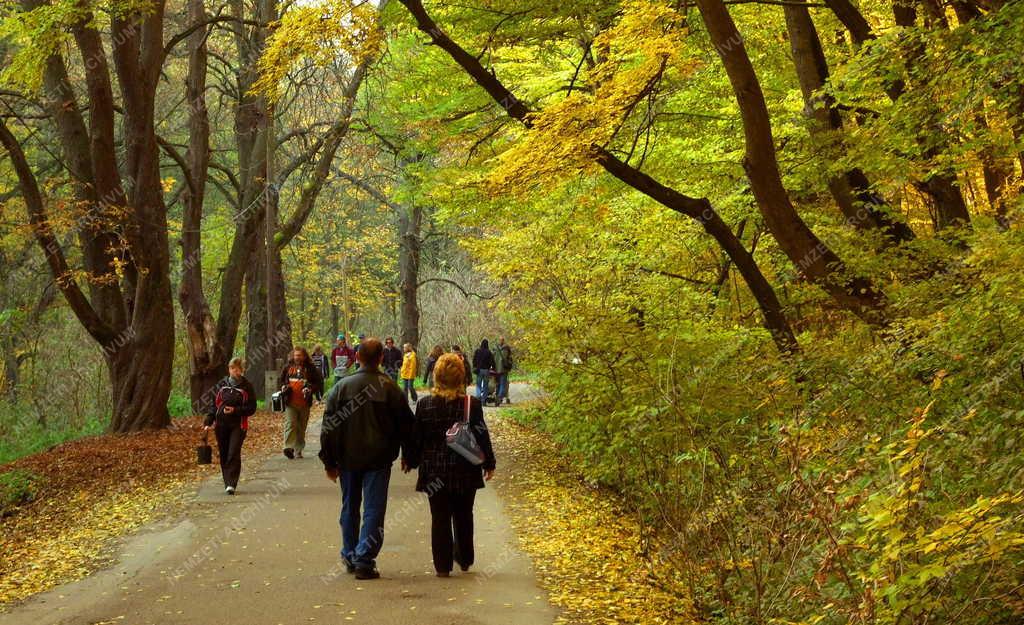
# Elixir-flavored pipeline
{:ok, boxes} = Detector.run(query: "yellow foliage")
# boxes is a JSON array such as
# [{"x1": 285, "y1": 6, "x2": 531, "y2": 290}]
[
  {"x1": 487, "y1": 0, "x2": 695, "y2": 195},
  {"x1": 254, "y1": 0, "x2": 383, "y2": 100}
]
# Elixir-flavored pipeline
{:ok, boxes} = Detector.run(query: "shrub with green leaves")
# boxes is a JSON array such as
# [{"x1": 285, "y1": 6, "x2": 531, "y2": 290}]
[{"x1": 0, "y1": 469, "x2": 39, "y2": 517}]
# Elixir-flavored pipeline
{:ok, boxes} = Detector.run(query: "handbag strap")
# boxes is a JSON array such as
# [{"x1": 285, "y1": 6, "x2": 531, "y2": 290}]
[{"x1": 463, "y1": 394, "x2": 471, "y2": 424}]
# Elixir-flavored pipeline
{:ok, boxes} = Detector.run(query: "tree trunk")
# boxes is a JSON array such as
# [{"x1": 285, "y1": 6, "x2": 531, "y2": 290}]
[
  {"x1": 697, "y1": 0, "x2": 889, "y2": 326},
  {"x1": 398, "y1": 204, "x2": 423, "y2": 348},
  {"x1": 0, "y1": 0, "x2": 175, "y2": 432},
  {"x1": 107, "y1": 325, "x2": 172, "y2": 432},
  {"x1": 784, "y1": 2, "x2": 914, "y2": 244},
  {"x1": 177, "y1": 0, "x2": 229, "y2": 413},
  {"x1": 824, "y1": 0, "x2": 875, "y2": 46},
  {"x1": 2, "y1": 345, "x2": 18, "y2": 400}
]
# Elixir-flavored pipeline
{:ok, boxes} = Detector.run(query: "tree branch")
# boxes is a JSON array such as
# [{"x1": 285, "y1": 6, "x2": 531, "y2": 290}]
[
  {"x1": 0, "y1": 119, "x2": 117, "y2": 345},
  {"x1": 417, "y1": 277, "x2": 498, "y2": 300}
]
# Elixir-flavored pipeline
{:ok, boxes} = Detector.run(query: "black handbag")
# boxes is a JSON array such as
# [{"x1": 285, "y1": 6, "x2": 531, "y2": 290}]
[
  {"x1": 446, "y1": 395, "x2": 486, "y2": 466},
  {"x1": 196, "y1": 431, "x2": 213, "y2": 465},
  {"x1": 272, "y1": 389, "x2": 288, "y2": 412}
]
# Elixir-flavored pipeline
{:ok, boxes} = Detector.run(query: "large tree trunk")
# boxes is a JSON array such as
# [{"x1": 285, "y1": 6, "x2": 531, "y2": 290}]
[
  {"x1": 2, "y1": 3, "x2": 175, "y2": 432},
  {"x1": 177, "y1": 0, "x2": 229, "y2": 412},
  {"x1": 398, "y1": 204, "x2": 423, "y2": 348},
  {"x1": 697, "y1": 0, "x2": 889, "y2": 326},
  {"x1": 783, "y1": 2, "x2": 914, "y2": 244},
  {"x1": 107, "y1": 318, "x2": 173, "y2": 432},
  {"x1": 398, "y1": 0, "x2": 800, "y2": 354}
]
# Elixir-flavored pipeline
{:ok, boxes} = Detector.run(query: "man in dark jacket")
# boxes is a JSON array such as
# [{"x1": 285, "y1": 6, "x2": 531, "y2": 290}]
[
  {"x1": 381, "y1": 337, "x2": 403, "y2": 382},
  {"x1": 319, "y1": 338, "x2": 414, "y2": 580}
]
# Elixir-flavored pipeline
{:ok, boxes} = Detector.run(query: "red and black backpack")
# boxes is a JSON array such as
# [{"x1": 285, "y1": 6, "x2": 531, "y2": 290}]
[{"x1": 215, "y1": 381, "x2": 251, "y2": 429}]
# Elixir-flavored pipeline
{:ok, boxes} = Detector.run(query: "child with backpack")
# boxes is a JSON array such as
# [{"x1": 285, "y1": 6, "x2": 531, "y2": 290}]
[{"x1": 204, "y1": 357, "x2": 258, "y2": 494}]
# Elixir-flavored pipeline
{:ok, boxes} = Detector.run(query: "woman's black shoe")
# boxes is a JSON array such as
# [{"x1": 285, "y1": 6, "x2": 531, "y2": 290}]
[{"x1": 459, "y1": 563, "x2": 470, "y2": 572}]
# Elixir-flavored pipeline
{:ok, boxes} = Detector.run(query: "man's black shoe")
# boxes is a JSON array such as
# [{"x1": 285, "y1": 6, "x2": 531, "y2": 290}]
[
  {"x1": 354, "y1": 567, "x2": 380, "y2": 580},
  {"x1": 283, "y1": 448, "x2": 295, "y2": 459}
]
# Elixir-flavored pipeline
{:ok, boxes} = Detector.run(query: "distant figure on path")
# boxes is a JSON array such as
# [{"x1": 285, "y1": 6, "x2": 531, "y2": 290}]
[
  {"x1": 278, "y1": 347, "x2": 323, "y2": 459},
  {"x1": 204, "y1": 357, "x2": 257, "y2": 495},
  {"x1": 319, "y1": 338, "x2": 414, "y2": 580},
  {"x1": 452, "y1": 345, "x2": 473, "y2": 387},
  {"x1": 400, "y1": 343, "x2": 418, "y2": 402},
  {"x1": 404, "y1": 353, "x2": 496, "y2": 577},
  {"x1": 472, "y1": 339, "x2": 496, "y2": 401},
  {"x1": 332, "y1": 335, "x2": 356, "y2": 380},
  {"x1": 422, "y1": 345, "x2": 444, "y2": 388},
  {"x1": 493, "y1": 337, "x2": 513, "y2": 405},
  {"x1": 311, "y1": 345, "x2": 330, "y2": 400},
  {"x1": 382, "y1": 337, "x2": 403, "y2": 382}
]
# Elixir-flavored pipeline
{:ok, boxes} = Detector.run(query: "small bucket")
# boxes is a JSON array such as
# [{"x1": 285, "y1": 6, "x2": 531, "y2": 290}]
[{"x1": 197, "y1": 432, "x2": 213, "y2": 465}]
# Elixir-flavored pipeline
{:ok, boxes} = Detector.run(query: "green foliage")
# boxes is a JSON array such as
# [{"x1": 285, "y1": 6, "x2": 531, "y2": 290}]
[
  {"x1": 376, "y1": 2, "x2": 1024, "y2": 623},
  {"x1": 0, "y1": 403, "x2": 105, "y2": 466},
  {"x1": 0, "y1": 468, "x2": 38, "y2": 516},
  {"x1": 166, "y1": 391, "x2": 193, "y2": 419}
]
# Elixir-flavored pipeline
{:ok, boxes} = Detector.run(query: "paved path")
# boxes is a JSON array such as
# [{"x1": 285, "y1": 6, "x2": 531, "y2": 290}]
[{"x1": 1, "y1": 384, "x2": 554, "y2": 625}]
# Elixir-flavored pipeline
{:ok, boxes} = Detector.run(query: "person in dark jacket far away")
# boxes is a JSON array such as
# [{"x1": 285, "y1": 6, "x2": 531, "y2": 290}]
[
  {"x1": 381, "y1": 337, "x2": 403, "y2": 382},
  {"x1": 404, "y1": 353, "x2": 496, "y2": 577},
  {"x1": 472, "y1": 339, "x2": 496, "y2": 401},
  {"x1": 278, "y1": 347, "x2": 324, "y2": 459},
  {"x1": 311, "y1": 344, "x2": 330, "y2": 400},
  {"x1": 493, "y1": 337, "x2": 513, "y2": 405},
  {"x1": 452, "y1": 345, "x2": 473, "y2": 386},
  {"x1": 319, "y1": 338, "x2": 414, "y2": 580},
  {"x1": 204, "y1": 357, "x2": 258, "y2": 495},
  {"x1": 422, "y1": 345, "x2": 444, "y2": 388}
]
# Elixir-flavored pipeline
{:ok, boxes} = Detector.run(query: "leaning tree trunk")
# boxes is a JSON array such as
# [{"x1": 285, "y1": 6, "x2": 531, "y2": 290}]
[
  {"x1": 398, "y1": 204, "x2": 423, "y2": 348},
  {"x1": 177, "y1": 0, "x2": 229, "y2": 411},
  {"x1": 697, "y1": 0, "x2": 889, "y2": 326},
  {"x1": 783, "y1": 1, "x2": 914, "y2": 244}
]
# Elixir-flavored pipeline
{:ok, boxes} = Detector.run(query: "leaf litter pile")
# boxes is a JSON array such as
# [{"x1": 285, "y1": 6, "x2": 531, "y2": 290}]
[
  {"x1": 490, "y1": 413, "x2": 693, "y2": 625},
  {"x1": 0, "y1": 412, "x2": 283, "y2": 607}
]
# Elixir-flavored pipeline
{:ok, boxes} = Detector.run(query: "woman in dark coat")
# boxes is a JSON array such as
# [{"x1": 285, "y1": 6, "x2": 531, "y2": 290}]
[
  {"x1": 404, "y1": 353, "x2": 496, "y2": 577},
  {"x1": 422, "y1": 345, "x2": 445, "y2": 388},
  {"x1": 204, "y1": 357, "x2": 258, "y2": 494}
]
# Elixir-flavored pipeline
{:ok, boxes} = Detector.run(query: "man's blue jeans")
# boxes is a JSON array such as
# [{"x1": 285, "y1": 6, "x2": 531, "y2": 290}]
[
  {"x1": 476, "y1": 369, "x2": 490, "y2": 400},
  {"x1": 339, "y1": 466, "x2": 392, "y2": 570},
  {"x1": 496, "y1": 372, "x2": 509, "y2": 400}
]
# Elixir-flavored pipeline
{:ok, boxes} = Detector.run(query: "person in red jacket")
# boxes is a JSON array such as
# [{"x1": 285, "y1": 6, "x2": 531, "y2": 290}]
[
  {"x1": 331, "y1": 335, "x2": 356, "y2": 379},
  {"x1": 278, "y1": 347, "x2": 324, "y2": 459}
]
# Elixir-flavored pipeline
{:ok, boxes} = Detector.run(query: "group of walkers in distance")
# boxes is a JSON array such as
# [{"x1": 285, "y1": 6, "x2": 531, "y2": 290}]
[{"x1": 201, "y1": 332, "x2": 513, "y2": 580}]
